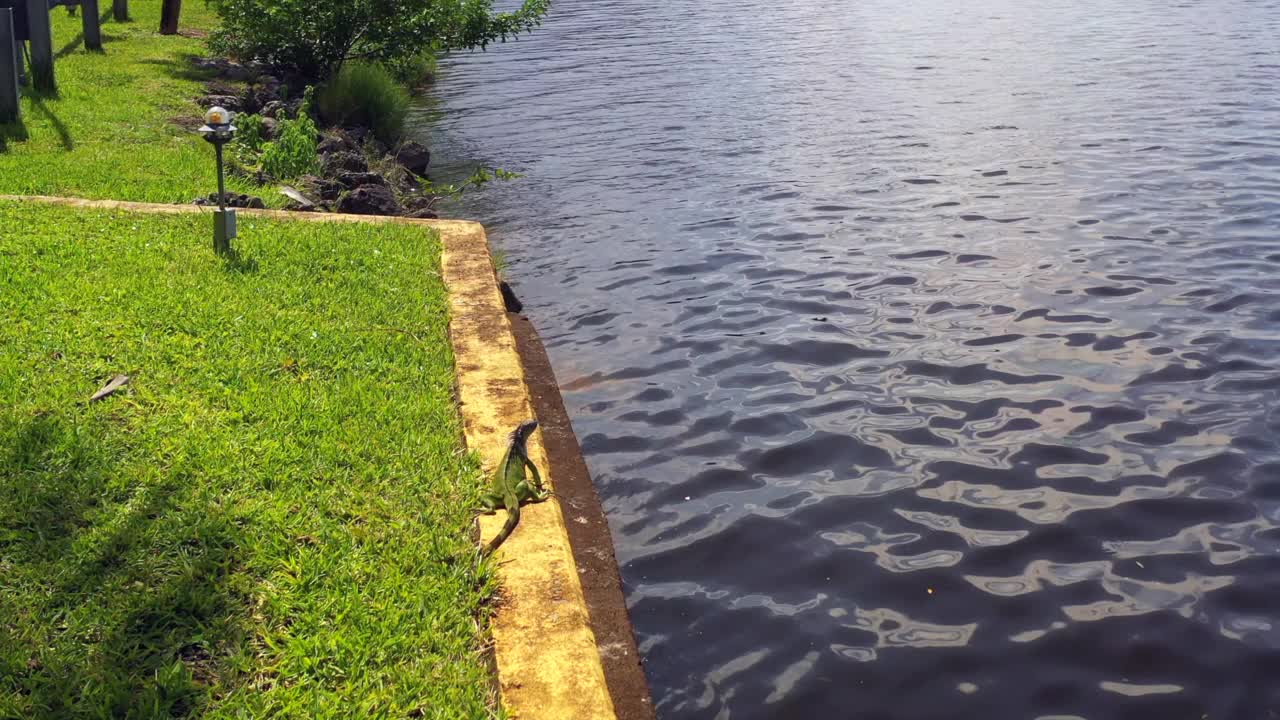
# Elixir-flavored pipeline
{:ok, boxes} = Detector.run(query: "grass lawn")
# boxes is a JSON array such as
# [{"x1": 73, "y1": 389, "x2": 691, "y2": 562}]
[
  {"x1": 0, "y1": 1, "x2": 270, "y2": 204},
  {"x1": 0, "y1": 201, "x2": 498, "y2": 718}
]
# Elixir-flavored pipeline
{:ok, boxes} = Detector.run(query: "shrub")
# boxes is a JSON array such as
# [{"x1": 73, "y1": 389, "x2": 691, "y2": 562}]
[
  {"x1": 260, "y1": 89, "x2": 320, "y2": 180},
  {"x1": 389, "y1": 50, "x2": 438, "y2": 87},
  {"x1": 234, "y1": 113, "x2": 268, "y2": 153},
  {"x1": 317, "y1": 62, "x2": 411, "y2": 144},
  {"x1": 207, "y1": 0, "x2": 550, "y2": 77}
]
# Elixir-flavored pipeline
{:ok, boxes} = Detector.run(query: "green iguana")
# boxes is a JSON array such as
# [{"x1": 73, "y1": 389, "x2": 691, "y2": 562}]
[{"x1": 478, "y1": 419, "x2": 550, "y2": 556}]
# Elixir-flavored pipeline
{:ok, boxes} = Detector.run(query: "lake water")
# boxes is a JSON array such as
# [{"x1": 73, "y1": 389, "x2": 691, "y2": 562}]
[{"x1": 418, "y1": 0, "x2": 1280, "y2": 717}]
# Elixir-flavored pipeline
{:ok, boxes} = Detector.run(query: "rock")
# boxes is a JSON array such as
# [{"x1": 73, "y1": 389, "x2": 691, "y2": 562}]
[
  {"x1": 203, "y1": 80, "x2": 242, "y2": 97},
  {"x1": 199, "y1": 94, "x2": 242, "y2": 112},
  {"x1": 404, "y1": 207, "x2": 439, "y2": 220},
  {"x1": 258, "y1": 116, "x2": 278, "y2": 140},
  {"x1": 391, "y1": 166, "x2": 421, "y2": 192},
  {"x1": 301, "y1": 175, "x2": 345, "y2": 202},
  {"x1": 335, "y1": 126, "x2": 385, "y2": 154},
  {"x1": 191, "y1": 57, "x2": 222, "y2": 73},
  {"x1": 233, "y1": 193, "x2": 265, "y2": 209},
  {"x1": 247, "y1": 81, "x2": 283, "y2": 112},
  {"x1": 316, "y1": 130, "x2": 357, "y2": 155},
  {"x1": 283, "y1": 97, "x2": 306, "y2": 120},
  {"x1": 245, "y1": 73, "x2": 284, "y2": 105},
  {"x1": 192, "y1": 57, "x2": 260, "y2": 82},
  {"x1": 336, "y1": 171, "x2": 388, "y2": 190},
  {"x1": 321, "y1": 151, "x2": 368, "y2": 177},
  {"x1": 192, "y1": 192, "x2": 265, "y2": 209},
  {"x1": 259, "y1": 101, "x2": 286, "y2": 119},
  {"x1": 401, "y1": 194, "x2": 435, "y2": 213},
  {"x1": 337, "y1": 185, "x2": 401, "y2": 216},
  {"x1": 344, "y1": 125, "x2": 372, "y2": 145},
  {"x1": 237, "y1": 89, "x2": 259, "y2": 114},
  {"x1": 394, "y1": 141, "x2": 431, "y2": 176}
]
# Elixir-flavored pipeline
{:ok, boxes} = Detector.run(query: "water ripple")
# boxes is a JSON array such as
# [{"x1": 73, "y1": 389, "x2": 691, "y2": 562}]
[{"x1": 427, "y1": 0, "x2": 1280, "y2": 716}]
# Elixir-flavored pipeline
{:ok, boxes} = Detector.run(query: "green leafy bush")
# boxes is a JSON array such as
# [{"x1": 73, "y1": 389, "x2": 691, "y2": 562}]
[
  {"x1": 260, "y1": 89, "x2": 319, "y2": 180},
  {"x1": 317, "y1": 62, "x2": 410, "y2": 144},
  {"x1": 389, "y1": 50, "x2": 438, "y2": 87},
  {"x1": 234, "y1": 113, "x2": 268, "y2": 153},
  {"x1": 207, "y1": 0, "x2": 550, "y2": 77}
]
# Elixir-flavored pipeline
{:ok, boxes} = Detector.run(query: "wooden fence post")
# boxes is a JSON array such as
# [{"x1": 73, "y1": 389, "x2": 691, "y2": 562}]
[
  {"x1": 0, "y1": 9, "x2": 19, "y2": 123},
  {"x1": 112, "y1": 0, "x2": 127, "y2": 21},
  {"x1": 159, "y1": 0, "x2": 179, "y2": 34},
  {"x1": 81, "y1": 0, "x2": 101, "y2": 50},
  {"x1": 24, "y1": 0, "x2": 53, "y2": 92}
]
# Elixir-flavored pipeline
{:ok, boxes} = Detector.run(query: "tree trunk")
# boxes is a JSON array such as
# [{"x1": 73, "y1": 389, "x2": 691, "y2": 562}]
[
  {"x1": 0, "y1": 9, "x2": 20, "y2": 124},
  {"x1": 25, "y1": 0, "x2": 54, "y2": 92},
  {"x1": 159, "y1": 0, "x2": 180, "y2": 35},
  {"x1": 81, "y1": 0, "x2": 101, "y2": 50}
]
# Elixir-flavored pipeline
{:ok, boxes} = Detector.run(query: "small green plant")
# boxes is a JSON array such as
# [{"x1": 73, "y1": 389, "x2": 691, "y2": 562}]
[
  {"x1": 425, "y1": 167, "x2": 522, "y2": 199},
  {"x1": 233, "y1": 113, "x2": 268, "y2": 154},
  {"x1": 260, "y1": 88, "x2": 319, "y2": 180},
  {"x1": 317, "y1": 62, "x2": 410, "y2": 144},
  {"x1": 491, "y1": 248, "x2": 508, "y2": 272}
]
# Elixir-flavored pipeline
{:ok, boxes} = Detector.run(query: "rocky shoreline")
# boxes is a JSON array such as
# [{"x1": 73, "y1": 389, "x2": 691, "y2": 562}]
[{"x1": 190, "y1": 57, "x2": 439, "y2": 219}]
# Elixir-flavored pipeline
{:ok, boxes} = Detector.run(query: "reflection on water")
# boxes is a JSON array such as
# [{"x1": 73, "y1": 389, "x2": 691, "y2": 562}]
[{"x1": 421, "y1": 0, "x2": 1280, "y2": 716}]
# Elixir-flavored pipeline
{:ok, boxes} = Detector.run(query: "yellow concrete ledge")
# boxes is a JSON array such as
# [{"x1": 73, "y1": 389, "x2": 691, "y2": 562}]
[
  {"x1": 1, "y1": 195, "x2": 618, "y2": 720},
  {"x1": 439, "y1": 215, "x2": 618, "y2": 720}
]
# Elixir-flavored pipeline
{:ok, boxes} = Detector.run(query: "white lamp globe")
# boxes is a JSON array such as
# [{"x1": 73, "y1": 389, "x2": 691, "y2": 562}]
[{"x1": 204, "y1": 106, "x2": 232, "y2": 126}]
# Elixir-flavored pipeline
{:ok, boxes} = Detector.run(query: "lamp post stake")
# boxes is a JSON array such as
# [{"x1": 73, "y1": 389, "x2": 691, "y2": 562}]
[
  {"x1": 213, "y1": 141, "x2": 231, "y2": 254},
  {"x1": 215, "y1": 142, "x2": 226, "y2": 211},
  {"x1": 200, "y1": 106, "x2": 237, "y2": 256}
]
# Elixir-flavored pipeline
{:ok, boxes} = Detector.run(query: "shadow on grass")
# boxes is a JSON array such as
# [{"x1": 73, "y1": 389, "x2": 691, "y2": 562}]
[
  {"x1": 55, "y1": 6, "x2": 120, "y2": 58},
  {"x1": 2, "y1": 414, "x2": 99, "y2": 554},
  {"x1": 0, "y1": 120, "x2": 28, "y2": 152},
  {"x1": 137, "y1": 53, "x2": 219, "y2": 83},
  {"x1": 25, "y1": 91, "x2": 74, "y2": 151},
  {"x1": 0, "y1": 412, "x2": 246, "y2": 717},
  {"x1": 220, "y1": 246, "x2": 260, "y2": 274}
]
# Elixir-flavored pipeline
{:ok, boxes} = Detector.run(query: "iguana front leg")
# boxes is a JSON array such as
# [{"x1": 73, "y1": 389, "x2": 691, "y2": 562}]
[{"x1": 524, "y1": 455, "x2": 550, "y2": 500}]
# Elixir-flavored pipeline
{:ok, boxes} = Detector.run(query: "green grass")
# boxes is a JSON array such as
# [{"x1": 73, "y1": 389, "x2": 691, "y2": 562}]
[
  {"x1": 317, "y1": 62, "x2": 410, "y2": 145},
  {"x1": 0, "y1": 1, "x2": 272, "y2": 204},
  {"x1": 0, "y1": 201, "x2": 499, "y2": 718}
]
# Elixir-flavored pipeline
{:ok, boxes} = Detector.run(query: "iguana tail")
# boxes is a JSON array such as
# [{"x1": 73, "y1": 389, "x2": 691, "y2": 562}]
[{"x1": 482, "y1": 502, "x2": 520, "y2": 557}]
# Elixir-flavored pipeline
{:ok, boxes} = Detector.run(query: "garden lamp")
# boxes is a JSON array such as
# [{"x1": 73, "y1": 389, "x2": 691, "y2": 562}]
[{"x1": 198, "y1": 105, "x2": 237, "y2": 255}]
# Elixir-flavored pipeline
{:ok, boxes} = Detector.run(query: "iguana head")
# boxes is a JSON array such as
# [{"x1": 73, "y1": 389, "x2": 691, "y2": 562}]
[{"x1": 511, "y1": 419, "x2": 539, "y2": 445}]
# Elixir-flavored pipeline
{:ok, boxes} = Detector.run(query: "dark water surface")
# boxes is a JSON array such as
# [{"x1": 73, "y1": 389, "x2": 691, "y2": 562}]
[{"x1": 419, "y1": 0, "x2": 1280, "y2": 717}]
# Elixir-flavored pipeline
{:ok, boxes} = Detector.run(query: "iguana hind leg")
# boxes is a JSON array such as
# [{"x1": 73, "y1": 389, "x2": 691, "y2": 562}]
[{"x1": 478, "y1": 493, "x2": 503, "y2": 513}]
